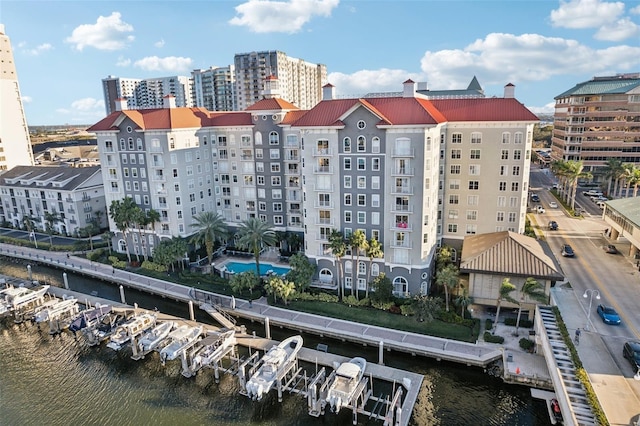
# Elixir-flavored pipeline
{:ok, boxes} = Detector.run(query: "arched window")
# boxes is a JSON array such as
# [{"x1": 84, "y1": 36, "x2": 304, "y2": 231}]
[
  {"x1": 358, "y1": 261, "x2": 366, "y2": 275},
  {"x1": 372, "y1": 137, "x2": 380, "y2": 153},
  {"x1": 319, "y1": 268, "x2": 333, "y2": 283},
  {"x1": 254, "y1": 131, "x2": 263, "y2": 145},
  {"x1": 392, "y1": 276, "x2": 408, "y2": 297},
  {"x1": 345, "y1": 260, "x2": 353, "y2": 274},
  {"x1": 269, "y1": 131, "x2": 279, "y2": 145},
  {"x1": 371, "y1": 263, "x2": 380, "y2": 277},
  {"x1": 450, "y1": 248, "x2": 457, "y2": 263},
  {"x1": 118, "y1": 239, "x2": 127, "y2": 253},
  {"x1": 343, "y1": 137, "x2": 351, "y2": 153},
  {"x1": 357, "y1": 135, "x2": 366, "y2": 152}
]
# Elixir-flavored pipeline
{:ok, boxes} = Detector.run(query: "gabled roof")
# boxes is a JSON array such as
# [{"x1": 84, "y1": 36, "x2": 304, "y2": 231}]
[
  {"x1": 246, "y1": 98, "x2": 299, "y2": 112},
  {"x1": 208, "y1": 112, "x2": 253, "y2": 127},
  {"x1": 0, "y1": 165, "x2": 102, "y2": 191},
  {"x1": 555, "y1": 76, "x2": 640, "y2": 99},
  {"x1": 604, "y1": 197, "x2": 640, "y2": 228},
  {"x1": 430, "y1": 98, "x2": 539, "y2": 122},
  {"x1": 88, "y1": 107, "x2": 212, "y2": 132},
  {"x1": 460, "y1": 231, "x2": 564, "y2": 280}
]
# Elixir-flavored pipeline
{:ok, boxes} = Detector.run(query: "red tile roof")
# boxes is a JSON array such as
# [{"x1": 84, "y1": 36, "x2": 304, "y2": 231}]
[
  {"x1": 208, "y1": 112, "x2": 253, "y2": 127},
  {"x1": 88, "y1": 107, "x2": 215, "y2": 132},
  {"x1": 246, "y1": 98, "x2": 299, "y2": 111},
  {"x1": 430, "y1": 98, "x2": 538, "y2": 122}
]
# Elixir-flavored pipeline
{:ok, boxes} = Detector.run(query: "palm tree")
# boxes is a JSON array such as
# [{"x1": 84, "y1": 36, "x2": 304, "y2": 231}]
[
  {"x1": 236, "y1": 217, "x2": 276, "y2": 280},
  {"x1": 435, "y1": 264, "x2": 459, "y2": 312},
  {"x1": 44, "y1": 211, "x2": 61, "y2": 247},
  {"x1": 515, "y1": 277, "x2": 548, "y2": 334},
  {"x1": 493, "y1": 278, "x2": 517, "y2": 333},
  {"x1": 190, "y1": 211, "x2": 228, "y2": 274},
  {"x1": 146, "y1": 209, "x2": 160, "y2": 257},
  {"x1": 109, "y1": 197, "x2": 137, "y2": 263},
  {"x1": 347, "y1": 230, "x2": 367, "y2": 298},
  {"x1": 101, "y1": 231, "x2": 115, "y2": 254},
  {"x1": 602, "y1": 158, "x2": 624, "y2": 197},
  {"x1": 552, "y1": 160, "x2": 591, "y2": 211},
  {"x1": 364, "y1": 237, "x2": 383, "y2": 299},
  {"x1": 328, "y1": 229, "x2": 347, "y2": 300},
  {"x1": 455, "y1": 288, "x2": 473, "y2": 318}
]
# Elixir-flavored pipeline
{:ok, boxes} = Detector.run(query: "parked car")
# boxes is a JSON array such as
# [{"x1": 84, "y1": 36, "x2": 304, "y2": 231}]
[
  {"x1": 561, "y1": 244, "x2": 574, "y2": 257},
  {"x1": 583, "y1": 190, "x2": 603, "y2": 197},
  {"x1": 548, "y1": 221, "x2": 558, "y2": 230},
  {"x1": 623, "y1": 341, "x2": 640, "y2": 371},
  {"x1": 592, "y1": 196, "x2": 608, "y2": 203},
  {"x1": 531, "y1": 194, "x2": 540, "y2": 202},
  {"x1": 536, "y1": 205, "x2": 546, "y2": 214},
  {"x1": 602, "y1": 244, "x2": 618, "y2": 254},
  {"x1": 597, "y1": 201, "x2": 606, "y2": 209},
  {"x1": 549, "y1": 201, "x2": 558, "y2": 208},
  {"x1": 597, "y1": 304, "x2": 621, "y2": 325}
]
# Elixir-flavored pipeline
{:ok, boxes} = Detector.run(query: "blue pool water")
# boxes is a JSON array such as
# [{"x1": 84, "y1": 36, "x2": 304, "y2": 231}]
[{"x1": 224, "y1": 261, "x2": 290, "y2": 276}]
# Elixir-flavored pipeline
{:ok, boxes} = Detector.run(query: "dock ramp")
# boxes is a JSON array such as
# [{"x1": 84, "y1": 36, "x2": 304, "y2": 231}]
[{"x1": 200, "y1": 303, "x2": 236, "y2": 330}]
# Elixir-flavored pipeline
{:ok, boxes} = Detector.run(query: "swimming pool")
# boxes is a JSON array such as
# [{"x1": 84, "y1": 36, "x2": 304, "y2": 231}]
[{"x1": 223, "y1": 261, "x2": 290, "y2": 276}]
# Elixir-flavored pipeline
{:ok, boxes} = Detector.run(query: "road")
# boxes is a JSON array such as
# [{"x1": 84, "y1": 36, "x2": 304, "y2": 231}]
[{"x1": 529, "y1": 166, "x2": 640, "y2": 384}]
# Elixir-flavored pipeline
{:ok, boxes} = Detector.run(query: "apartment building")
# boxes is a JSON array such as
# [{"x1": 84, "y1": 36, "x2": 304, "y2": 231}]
[
  {"x1": 0, "y1": 24, "x2": 34, "y2": 171},
  {"x1": 0, "y1": 165, "x2": 106, "y2": 237},
  {"x1": 89, "y1": 79, "x2": 537, "y2": 297},
  {"x1": 102, "y1": 75, "x2": 194, "y2": 115},
  {"x1": 551, "y1": 73, "x2": 640, "y2": 179},
  {"x1": 192, "y1": 66, "x2": 235, "y2": 112},
  {"x1": 234, "y1": 50, "x2": 327, "y2": 111}
]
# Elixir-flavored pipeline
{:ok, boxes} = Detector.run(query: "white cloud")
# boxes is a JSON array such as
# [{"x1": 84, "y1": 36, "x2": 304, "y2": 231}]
[
  {"x1": 229, "y1": 0, "x2": 339, "y2": 33},
  {"x1": 154, "y1": 39, "x2": 165, "y2": 48},
  {"x1": 65, "y1": 12, "x2": 134, "y2": 51},
  {"x1": 71, "y1": 97, "x2": 104, "y2": 111},
  {"x1": 594, "y1": 17, "x2": 639, "y2": 40},
  {"x1": 56, "y1": 97, "x2": 105, "y2": 123},
  {"x1": 527, "y1": 102, "x2": 556, "y2": 115},
  {"x1": 116, "y1": 56, "x2": 131, "y2": 67},
  {"x1": 133, "y1": 56, "x2": 193, "y2": 72},
  {"x1": 23, "y1": 43, "x2": 53, "y2": 56},
  {"x1": 631, "y1": 5, "x2": 640, "y2": 14},
  {"x1": 328, "y1": 69, "x2": 424, "y2": 97},
  {"x1": 550, "y1": 0, "x2": 625, "y2": 29},
  {"x1": 21, "y1": 95, "x2": 32, "y2": 103}
]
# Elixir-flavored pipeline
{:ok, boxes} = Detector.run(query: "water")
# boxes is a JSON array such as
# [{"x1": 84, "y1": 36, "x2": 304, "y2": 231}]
[
  {"x1": 0, "y1": 260, "x2": 552, "y2": 426},
  {"x1": 223, "y1": 261, "x2": 291, "y2": 276}
]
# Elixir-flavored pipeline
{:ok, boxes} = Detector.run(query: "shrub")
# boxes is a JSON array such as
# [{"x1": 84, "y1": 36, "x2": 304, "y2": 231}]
[
  {"x1": 485, "y1": 319, "x2": 494, "y2": 330},
  {"x1": 108, "y1": 255, "x2": 127, "y2": 269},
  {"x1": 439, "y1": 310, "x2": 464, "y2": 324},
  {"x1": 87, "y1": 249, "x2": 105, "y2": 262},
  {"x1": 141, "y1": 260, "x2": 167, "y2": 272},
  {"x1": 483, "y1": 332, "x2": 504, "y2": 344},
  {"x1": 519, "y1": 338, "x2": 534, "y2": 351},
  {"x1": 293, "y1": 292, "x2": 339, "y2": 303},
  {"x1": 505, "y1": 318, "x2": 533, "y2": 328},
  {"x1": 371, "y1": 300, "x2": 394, "y2": 311},
  {"x1": 388, "y1": 305, "x2": 401, "y2": 314},
  {"x1": 400, "y1": 304, "x2": 415, "y2": 316}
]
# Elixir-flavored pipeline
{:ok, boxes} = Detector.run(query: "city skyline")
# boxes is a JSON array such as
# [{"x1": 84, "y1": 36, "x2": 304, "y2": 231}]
[{"x1": 3, "y1": 0, "x2": 640, "y2": 125}]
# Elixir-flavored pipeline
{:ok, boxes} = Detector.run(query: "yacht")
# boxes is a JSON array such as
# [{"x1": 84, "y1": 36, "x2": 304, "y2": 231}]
[
  {"x1": 326, "y1": 357, "x2": 367, "y2": 413},
  {"x1": 138, "y1": 321, "x2": 175, "y2": 353},
  {"x1": 106, "y1": 313, "x2": 156, "y2": 351},
  {"x1": 33, "y1": 298, "x2": 78, "y2": 323},
  {"x1": 159, "y1": 325, "x2": 203, "y2": 363},
  {"x1": 245, "y1": 335, "x2": 303, "y2": 401},
  {"x1": 190, "y1": 329, "x2": 236, "y2": 373},
  {"x1": 0, "y1": 285, "x2": 50, "y2": 315},
  {"x1": 68, "y1": 304, "x2": 112, "y2": 334}
]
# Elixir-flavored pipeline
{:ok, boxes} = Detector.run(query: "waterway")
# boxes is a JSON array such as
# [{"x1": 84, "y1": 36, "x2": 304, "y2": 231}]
[{"x1": 0, "y1": 260, "x2": 552, "y2": 425}]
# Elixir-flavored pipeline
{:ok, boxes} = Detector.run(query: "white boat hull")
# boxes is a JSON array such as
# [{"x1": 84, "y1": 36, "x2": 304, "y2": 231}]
[{"x1": 326, "y1": 357, "x2": 367, "y2": 413}]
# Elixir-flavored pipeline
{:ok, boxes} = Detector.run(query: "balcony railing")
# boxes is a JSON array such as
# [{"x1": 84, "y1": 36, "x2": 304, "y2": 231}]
[
  {"x1": 313, "y1": 166, "x2": 334, "y2": 174},
  {"x1": 391, "y1": 148, "x2": 415, "y2": 158},
  {"x1": 284, "y1": 155, "x2": 300, "y2": 161},
  {"x1": 390, "y1": 241, "x2": 412, "y2": 249},
  {"x1": 391, "y1": 185, "x2": 414, "y2": 195},
  {"x1": 391, "y1": 221, "x2": 413, "y2": 231},
  {"x1": 315, "y1": 218, "x2": 335, "y2": 226},
  {"x1": 82, "y1": 195, "x2": 91, "y2": 201},
  {"x1": 313, "y1": 201, "x2": 335, "y2": 209},
  {"x1": 313, "y1": 184, "x2": 334, "y2": 192},
  {"x1": 391, "y1": 204, "x2": 413, "y2": 213},
  {"x1": 285, "y1": 167, "x2": 300, "y2": 175},
  {"x1": 65, "y1": 197, "x2": 73, "y2": 202},
  {"x1": 391, "y1": 167, "x2": 415, "y2": 176},
  {"x1": 315, "y1": 233, "x2": 330, "y2": 241},
  {"x1": 312, "y1": 148, "x2": 333, "y2": 156},
  {"x1": 83, "y1": 207, "x2": 92, "y2": 213}
]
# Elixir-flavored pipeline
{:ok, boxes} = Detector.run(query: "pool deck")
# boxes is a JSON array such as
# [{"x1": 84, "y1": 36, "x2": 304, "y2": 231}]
[{"x1": 214, "y1": 249, "x2": 291, "y2": 276}]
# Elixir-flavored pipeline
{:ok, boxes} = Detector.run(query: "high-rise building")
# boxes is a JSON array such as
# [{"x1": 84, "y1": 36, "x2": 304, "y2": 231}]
[
  {"x1": 0, "y1": 24, "x2": 34, "y2": 171},
  {"x1": 551, "y1": 73, "x2": 640, "y2": 179},
  {"x1": 234, "y1": 50, "x2": 327, "y2": 111},
  {"x1": 192, "y1": 66, "x2": 235, "y2": 111},
  {"x1": 102, "y1": 75, "x2": 194, "y2": 115},
  {"x1": 89, "y1": 79, "x2": 537, "y2": 297}
]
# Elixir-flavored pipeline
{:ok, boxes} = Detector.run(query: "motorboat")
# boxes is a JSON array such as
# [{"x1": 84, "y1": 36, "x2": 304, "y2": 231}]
[
  {"x1": 326, "y1": 357, "x2": 367, "y2": 413},
  {"x1": 68, "y1": 304, "x2": 112, "y2": 333},
  {"x1": 245, "y1": 335, "x2": 303, "y2": 401},
  {"x1": 106, "y1": 313, "x2": 156, "y2": 351},
  {"x1": 0, "y1": 285, "x2": 49, "y2": 315},
  {"x1": 138, "y1": 321, "x2": 175, "y2": 353},
  {"x1": 159, "y1": 325, "x2": 203, "y2": 363},
  {"x1": 191, "y1": 329, "x2": 236, "y2": 371},
  {"x1": 93, "y1": 312, "x2": 129, "y2": 342},
  {"x1": 33, "y1": 297, "x2": 78, "y2": 323}
]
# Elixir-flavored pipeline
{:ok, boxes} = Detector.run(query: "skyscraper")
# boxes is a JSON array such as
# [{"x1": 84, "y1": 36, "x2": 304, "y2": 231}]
[
  {"x1": 192, "y1": 66, "x2": 235, "y2": 111},
  {"x1": 102, "y1": 75, "x2": 194, "y2": 115},
  {"x1": 0, "y1": 24, "x2": 34, "y2": 171}
]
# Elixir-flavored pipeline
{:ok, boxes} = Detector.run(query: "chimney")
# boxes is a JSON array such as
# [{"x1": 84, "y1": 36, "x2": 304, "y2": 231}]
[
  {"x1": 322, "y1": 83, "x2": 335, "y2": 100},
  {"x1": 504, "y1": 83, "x2": 515, "y2": 99},
  {"x1": 114, "y1": 97, "x2": 128, "y2": 112},
  {"x1": 403, "y1": 79, "x2": 416, "y2": 98},
  {"x1": 163, "y1": 94, "x2": 176, "y2": 109},
  {"x1": 261, "y1": 75, "x2": 280, "y2": 99}
]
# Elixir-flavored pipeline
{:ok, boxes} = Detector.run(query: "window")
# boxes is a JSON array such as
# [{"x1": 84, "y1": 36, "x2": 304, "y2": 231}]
[
  {"x1": 343, "y1": 137, "x2": 351, "y2": 153},
  {"x1": 257, "y1": 176, "x2": 265, "y2": 185},
  {"x1": 514, "y1": 150, "x2": 522, "y2": 160},
  {"x1": 372, "y1": 137, "x2": 380, "y2": 153},
  {"x1": 467, "y1": 210, "x2": 477, "y2": 220},
  {"x1": 392, "y1": 277, "x2": 408, "y2": 297},
  {"x1": 448, "y1": 224, "x2": 458, "y2": 233},
  {"x1": 344, "y1": 176, "x2": 352, "y2": 188},
  {"x1": 497, "y1": 196, "x2": 506, "y2": 207},
  {"x1": 467, "y1": 195, "x2": 478, "y2": 205},
  {"x1": 471, "y1": 132, "x2": 482, "y2": 144},
  {"x1": 273, "y1": 203, "x2": 283, "y2": 212},
  {"x1": 514, "y1": 132, "x2": 523, "y2": 144},
  {"x1": 269, "y1": 131, "x2": 279, "y2": 145},
  {"x1": 357, "y1": 211, "x2": 366, "y2": 224},
  {"x1": 344, "y1": 194, "x2": 352, "y2": 205},
  {"x1": 272, "y1": 189, "x2": 282, "y2": 199},
  {"x1": 357, "y1": 136, "x2": 366, "y2": 152},
  {"x1": 449, "y1": 195, "x2": 459, "y2": 204},
  {"x1": 468, "y1": 181, "x2": 479, "y2": 190},
  {"x1": 357, "y1": 158, "x2": 365, "y2": 170},
  {"x1": 466, "y1": 224, "x2": 477, "y2": 235},
  {"x1": 372, "y1": 194, "x2": 380, "y2": 208},
  {"x1": 510, "y1": 197, "x2": 518, "y2": 208},
  {"x1": 372, "y1": 158, "x2": 380, "y2": 171},
  {"x1": 500, "y1": 165, "x2": 507, "y2": 176},
  {"x1": 450, "y1": 165, "x2": 461, "y2": 174},
  {"x1": 274, "y1": 216, "x2": 283, "y2": 225},
  {"x1": 357, "y1": 176, "x2": 366, "y2": 189},
  {"x1": 448, "y1": 209, "x2": 459, "y2": 219},
  {"x1": 508, "y1": 212, "x2": 517, "y2": 222},
  {"x1": 499, "y1": 182, "x2": 507, "y2": 191},
  {"x1": 451, "y1": 149, "x2": 461, "y2": 159},
  {"x1": 344, "y1": 158, "x2": 351, "y2": 170},
  {"x1": 451, "y1": 133, "x2": 462, "y2": 144},
  {"x1": 357, "y1": 194, "x2": 366, "y2": 206},
  {"x1": 270, "y1": 149, "x2": 280, "y2": 159},
  {"x1": 449, "y1": 179, "x2": 460, "y2": 190},
  {"x1": 470, "y1": 149, "x2": 480, "y2": 159},
  {"x1": 512, "y1": 166, "x2": 520, "y2": 176},
  {"x1": 357, "y1": 120, "x2": 366, "y2": 130},
  {"x1": 501, "y1": 150, "x2": 509, "y2": 160},
  {"x1": 344, "y1": 211, "x2": 352, "y2": 222},
  {"x1": 372, "y1": 176, "x2": 380, "y2": 189},
  {"x1": 511, "y1": 182, "x2": 519, "y2": 191},
  {"x1": 497, "y1": 211, "x2": 505, "y2": 222},
  {"x1": 502, "y1": 133, "x2": 510, "y2": 144},
  {"x1": 270, "y1": 163, "x2": 280, "y2": 172},
  {"x1": 469, "y1": 165, "x2": 480, "y2": 175}
]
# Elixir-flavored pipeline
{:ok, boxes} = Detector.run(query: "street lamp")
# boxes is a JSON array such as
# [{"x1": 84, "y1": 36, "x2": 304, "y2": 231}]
[
  {"x1": 583, "y1": 289, "x2": 601, "y2": 331},
  {"x1": 29, "y1": 230, "x2": 38, "y2": 248}
]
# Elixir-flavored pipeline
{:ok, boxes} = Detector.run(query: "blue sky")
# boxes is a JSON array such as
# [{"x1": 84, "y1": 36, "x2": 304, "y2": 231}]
[{"x1": 2, "y1": 0, "x2": 640, "y2": 125}]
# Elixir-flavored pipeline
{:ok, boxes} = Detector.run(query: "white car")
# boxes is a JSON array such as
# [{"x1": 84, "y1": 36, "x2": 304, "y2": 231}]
[
  {"x1": 536, "y1": 205, "x2": 546, "y2": 214},
  {"x1": 549, "y1": 201, "x2": 558, "y2": 208}
]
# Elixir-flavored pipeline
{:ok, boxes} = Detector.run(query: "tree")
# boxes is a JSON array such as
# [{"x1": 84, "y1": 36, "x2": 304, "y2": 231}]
[
  {"x1": 151, "y1": 239, "x2": 174, "y2": 272},
  {"x1": 230, "y1": 271, "x2": 259, "y2": 297},
  {"x1": 552, "y1": 160, "x2": 591, "y2": 210},
  {"x1": 413, "y1": 294, "x2": 442, "y2": 323},
  {"x1": 602, "y1": 158, "x2": 624, "y2": 197},
  {"x1": 44, "y1": 211, "x2": 61, "y2": 247},
  {"x1": 515, "y1": 277, "x2": 547, "y2": 334},
  {"x1": 454, "y1": 288, "x2": 473, "y2": 318},
  {"x1": 286, "y1": 253, "x2": 316, "y2": 292},
  {"x1": 493, "y1": 278, "x2": 517, "y2": 332},
  {"x1": 101, "y1": 231, "x2": 114, "y2": 254},
  {"x1": 265, "y1": 276, "x2": 296, "y2": 305},
  {"x1": 190, "y1": 211, "x2": 228, "y2": 274},
  {"x1": 236, "y1": 217, "x2": 276, "y2": 282},
  {"x1": 109, "y1": 197, "x2": 138, "y2": 263},
  {"x1": 328, "y1": 229, "x2": 347, "y2": 300},
  {"x1": 364, "y1": 238, "x2": 384, "y2": 299},
  {"x1": 131, "y1": 205, "x2": 147, "y2": 262},
  {"x1": 436, "y1": 246, "x2": 454, "y2": 269},
  {"x1": 435, "y1": 264, "x2": 459, "y2": 312},
  {"x1": 347, "y1": 230, "x2": 367, "y2": 299},
  {"x1": 370, "y1": 273, "x2": 393, "y2": 304},
  {"x1": 146, "y1": 209, "x2": 160, "y2": 257}
]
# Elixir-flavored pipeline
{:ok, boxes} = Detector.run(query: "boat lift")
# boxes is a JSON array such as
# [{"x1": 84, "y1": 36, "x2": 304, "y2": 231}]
[
  {"x1": 34, "y1": 296, "x2": 79, "y2": 334},
  {"x1": 181, "y1": 331, "x2": 237, "y2": 380}
]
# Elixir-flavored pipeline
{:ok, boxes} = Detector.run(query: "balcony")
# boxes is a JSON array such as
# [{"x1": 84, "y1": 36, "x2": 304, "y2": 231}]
[
  {"x1": 287, "y1": 222, "x2": 303, "y2": 228},
  {"x1": 313, "y1": 201, "x2": 335, "y2": 209},
  {"x1": 284, "y1": 154, "x2": 300, "y2": 162},
  {"x1": 313, "y1": 184, "x2": 334, "y2": 192},
  {"x1": 315, "y1": 217, "x2": 335, "y2": 226},
  {"x1": 312, "y1": 148, "x2": 333, "y2": 156},
  {"x1": 391, "y1": 148, "x2": 415, "y2": 158},
  {"x1": 152, "y1": 161, "x2": 164, "y2": 167},
  {"x1": 286, "y1": 181, "x2": 300, "y2": 189},
  {"x1": 391, "y1": 185, "x2": 414, "y2": 195},
  {"x1": 391, "y1": 167, "x2": 415, "y2": 176},
  {"x1": 391, "y1": 221, "x2": 413, "y2": 231},
  {"x1": 82, "y1": 195, "x2": 91, "y2": 201},
  {"x1": 287, "y1": 208, "x2": 301, "y2": 215},
  {"x1": 313, "y1": 166, "x2": 334, "y2": 174},
  {"x1": 241, "y1": 154, "x2": 254, "y2": 160},
  {"x1": 67, "y1": 208, "x2": 75, "y2": 214},
  {"x1": 391, "y1": 204, "x2": 413, "y2": 213},
  {"x1": 83, "y1": 206, "x2": 92, "y2": 213},
  {"x1": 65, "y1": 197, "x2": 73, "y2": 203},
  {"x1": 390, "y1": 240, "x2": 413, "y2": 249},
  {"x1": 284, "y1": 167, "x2": 300, "y2": 175},
  {"x1": 315, "y1": 233, "x2": 330, "y2": 241},
  {"x1": 152, "y1": 175, "x2": 166, "y2": 182}
]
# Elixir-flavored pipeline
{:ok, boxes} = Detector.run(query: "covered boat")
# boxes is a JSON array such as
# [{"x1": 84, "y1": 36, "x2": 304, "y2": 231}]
[{"x1": 326, "y1": 357, "x2": 367, "y2": 413}]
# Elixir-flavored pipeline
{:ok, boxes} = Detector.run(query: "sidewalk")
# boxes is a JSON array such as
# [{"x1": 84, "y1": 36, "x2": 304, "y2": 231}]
[{"x1": 552, "y1": 286, "x2": 640, "y2": 426}]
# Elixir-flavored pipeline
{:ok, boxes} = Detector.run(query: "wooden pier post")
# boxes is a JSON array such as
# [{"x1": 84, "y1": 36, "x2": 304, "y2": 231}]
[
  {"x1": 265, "y1": 317, "x2": 271, "y2": 340},
  {"x1": 378, "y1": 340, "x2": 384, "y2": 365},
  {"x1": 119, "y1": 285, "x2": 126, "y2": 304},
  {"x1": 63, "y1": 272, "x2": 69, "y2": 290},
  {"x1": 188, "y1": 300, "x2": 195, "y2": 321}
]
